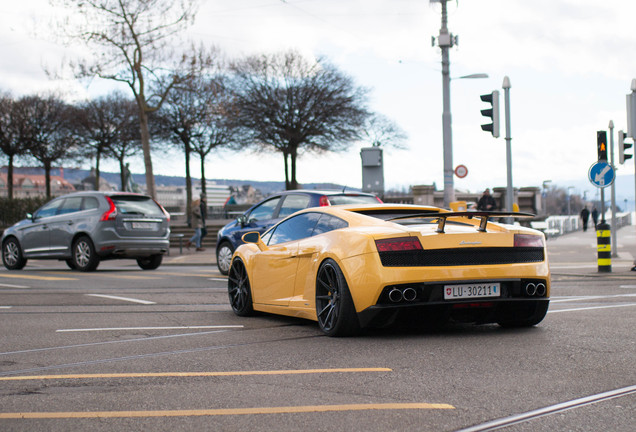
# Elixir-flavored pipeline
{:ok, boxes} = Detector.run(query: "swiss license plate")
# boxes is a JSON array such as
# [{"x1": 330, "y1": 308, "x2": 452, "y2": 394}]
[
  {"x1": 131, "y1": 222, "x2": 155, "y2": 230},
  {"x1": 444, "y1": 283, "x2": 501, "y2": 300}
]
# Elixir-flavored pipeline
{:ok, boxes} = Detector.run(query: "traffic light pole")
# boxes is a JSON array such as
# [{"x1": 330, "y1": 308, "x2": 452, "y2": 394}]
[
  {"x1": 608, "y1": 121, "x2": 618, "y2": 257},
  {"x1": 503, "y1": 77, "x2": 514, "y2": 216}
]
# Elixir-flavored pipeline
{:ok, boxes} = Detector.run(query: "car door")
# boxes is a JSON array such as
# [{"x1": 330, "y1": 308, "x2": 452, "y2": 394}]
[
  {"x1": 252, "y1": 213, "x2": 321, "y2": 306},
  {"x1": 19, "y1": 198, "x2": 63, "y2": 257},
  {"x1": 47, "y1": 196, "x2": 85, "y2": 256}
]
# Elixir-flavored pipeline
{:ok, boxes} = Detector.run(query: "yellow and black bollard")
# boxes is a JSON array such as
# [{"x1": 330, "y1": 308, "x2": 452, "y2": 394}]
[{"x1": 596, "y1": 222, "x2": 611, "y2": 272}]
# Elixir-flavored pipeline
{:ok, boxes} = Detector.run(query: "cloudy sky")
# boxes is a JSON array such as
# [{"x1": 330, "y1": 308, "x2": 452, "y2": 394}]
[{"x1": 2, "y1": 0, "x2": 636, "y2": 200}]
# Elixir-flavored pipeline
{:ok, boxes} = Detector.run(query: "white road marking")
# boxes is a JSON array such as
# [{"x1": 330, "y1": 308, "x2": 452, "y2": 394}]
[
  {"x1": 56, "y1": 325, "x2": 243, "y2": 333},
  {"x1": 549, "y1": 303, "x2": 636, "y2": 313},
  {"x1": 85, "y1": 294, "x2": 156, "y2": 305},
  {"x1": 551, "y1": 293, "x2": 636, "y2": 303},
  {"x1": 0, "y1": 283, "x2": 30, "y2": 288},
  {"x1": 0, "y1": 306, "x2": 12, "y2": 309},
  {"x1": 209, "y1": 278, "x2": 227, "y2": 282}
]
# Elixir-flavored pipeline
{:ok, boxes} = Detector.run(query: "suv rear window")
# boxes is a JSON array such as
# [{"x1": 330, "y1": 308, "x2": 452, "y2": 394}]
[
  {"x1": 111, "y1": 196, "x2": 164, "y2": 216},
  {"x1": 327, "y1": 194, "x2": 379, "y2": 205}
]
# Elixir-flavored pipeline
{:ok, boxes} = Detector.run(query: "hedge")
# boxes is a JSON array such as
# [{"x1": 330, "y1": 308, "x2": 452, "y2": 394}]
[{"x1": 0, "y1": 197, "x2": 49, "y2": 229}]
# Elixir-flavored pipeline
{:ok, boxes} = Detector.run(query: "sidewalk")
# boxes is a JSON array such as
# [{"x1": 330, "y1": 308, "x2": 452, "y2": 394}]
[
  {"x1": 163, "y1": 245, "x2": 217, "y2": 266},
  {"x1": 547, "y1": 224, "x2": 636, "y2": 276}
]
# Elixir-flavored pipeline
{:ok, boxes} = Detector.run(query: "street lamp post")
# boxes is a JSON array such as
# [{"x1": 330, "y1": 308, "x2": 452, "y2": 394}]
[{"x1": 502, "y1": 77, "x2": 513, "y2": 215}]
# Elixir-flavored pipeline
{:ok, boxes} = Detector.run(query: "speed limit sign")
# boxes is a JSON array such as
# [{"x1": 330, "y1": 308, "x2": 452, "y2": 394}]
[{"x1": 454, "y1": 164, "x2": 468, "y2": 178}]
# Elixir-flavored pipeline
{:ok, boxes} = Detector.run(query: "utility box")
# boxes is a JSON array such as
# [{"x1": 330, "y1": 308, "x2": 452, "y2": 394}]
[{"x1": 360, "y1": 147, "x2": 384, "y2": 197}]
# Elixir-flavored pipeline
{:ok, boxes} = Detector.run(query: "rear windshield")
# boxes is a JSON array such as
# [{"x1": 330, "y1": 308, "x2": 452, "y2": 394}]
[
  {"x1": 327, "y1": 194, "x2": 379, "y2": 205},
  {"x1": 111, "y1": 195, "x2": 164, "y2": 216}
]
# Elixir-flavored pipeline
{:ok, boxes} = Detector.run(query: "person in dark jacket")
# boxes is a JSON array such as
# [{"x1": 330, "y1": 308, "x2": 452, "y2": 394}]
[
  {"x1": 580, "y1": 207, "x2": 590, "y2": 231},
  {"x1": 591, "y1": 207, "x2": 599, "y2": 228},
  {"x1": 477, "y1": 189, "x2": 497, "y2": 211}
]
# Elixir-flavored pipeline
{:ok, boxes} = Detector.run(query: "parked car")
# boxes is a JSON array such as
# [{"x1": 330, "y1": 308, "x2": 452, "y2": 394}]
[
  {"x1": 228, "y1": 204, "x2": 550, "y2": 336},
  {"x1": 216, "y1": 190, "x2": 382, "y2": 274},
  {"x1": 2, "y1": 191, "x2": 170, "y2": 272}
]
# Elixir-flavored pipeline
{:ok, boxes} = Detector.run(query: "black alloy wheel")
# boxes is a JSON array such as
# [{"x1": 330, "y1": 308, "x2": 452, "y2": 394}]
[
  {"x1": 137, "y1": 254, "x2": 163, "y2": 270},
  {"x1": 72, "y1": 236, "x2": 100, "y2": 272},
  {"x1": 227, "y1": 258, "x2": 254, "y2": 316},
  {"x1": 2, "y1": 238, "x2": 27, "y2": 270},
  {"x1": 315, "y1": 259, "x2": 360, "y2": 337}
]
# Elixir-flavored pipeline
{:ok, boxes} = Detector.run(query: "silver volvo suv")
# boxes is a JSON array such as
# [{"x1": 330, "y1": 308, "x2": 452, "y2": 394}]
[{"x1": 2, "y1": 191, "x2": 170, "y2": 271}]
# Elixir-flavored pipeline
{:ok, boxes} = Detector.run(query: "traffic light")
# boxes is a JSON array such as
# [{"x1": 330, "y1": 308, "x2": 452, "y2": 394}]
[
  {"x1": 480, "y1": 90, "x2": 499, "y2": 138},
  {"x1": 597, "y1": 130, "x2": 607, "y2": 161},
  {"x1": 619, "y1": 130, "x2": 633, "y2": 164}
]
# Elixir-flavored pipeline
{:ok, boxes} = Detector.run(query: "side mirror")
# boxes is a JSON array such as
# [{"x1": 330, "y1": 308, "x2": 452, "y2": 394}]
[
  {"x1": 242, "y1": 231, "x2": 268, "y2": 251},
  {"x1": 26, "y1": 213, "x2": 34, "y2": 221},
  {"x1": 237, "y1": 215, "x2": 247, "y2": 227}
]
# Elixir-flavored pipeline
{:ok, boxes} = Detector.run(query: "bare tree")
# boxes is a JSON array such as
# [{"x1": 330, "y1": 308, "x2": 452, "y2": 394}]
[
  {"x1": 363, "y1": 113, "x2": 408, "y2": 149},
  {"x1": 75, "y1": 93, "x2": 139, "y2": 190},
  {"x1": 0, "y1": 93, "x2": 33, "y2": 199},
  {"x1": 21, "y1": 95, "x2": 79, "y2": 199},
  {"x1": 231, "y1": 51, "x2": 370, "y2": 190},
  {"x1": 51, "y1": 0, "x2": 204, "y2": 199}
]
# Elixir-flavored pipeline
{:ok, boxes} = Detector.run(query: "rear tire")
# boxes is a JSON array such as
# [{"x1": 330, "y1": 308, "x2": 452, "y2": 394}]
[
  {"x1": 137, "y1": 254, "x2": 163, "y2": 270},
  {"x1": 72, "y1": 236, "x2": 100, "y2": 272},
  {"x1": 65, "y1": 259, "x2": 76, "y2": 270},
  {"x1": 315, "y1": 259, "x2": 360, "y2": 337},
  {"x1": 2, "y1": 237, "x2": 27, "y2": 270}
]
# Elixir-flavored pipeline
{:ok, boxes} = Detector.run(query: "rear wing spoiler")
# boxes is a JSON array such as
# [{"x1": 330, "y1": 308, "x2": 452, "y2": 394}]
[{"x1": 388, "y1": 211, "x2": 536, "y2": 233}]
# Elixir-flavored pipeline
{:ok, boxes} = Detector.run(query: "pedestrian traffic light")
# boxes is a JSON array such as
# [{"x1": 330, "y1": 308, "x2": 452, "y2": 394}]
[
  {"x1": 597, "y1": 130, "x2": 607, "y2": 161},
  {"x1": 618, "y1": 130, "x2": 633, "y2": 164},
  {"x1": 480, "y1": 90, "x2": 499, "y2": 138}
]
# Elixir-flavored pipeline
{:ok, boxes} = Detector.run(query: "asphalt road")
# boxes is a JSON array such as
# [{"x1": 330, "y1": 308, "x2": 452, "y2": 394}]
[{"x1": 1, "y1": 228, "x2": 635, "y2": 431}]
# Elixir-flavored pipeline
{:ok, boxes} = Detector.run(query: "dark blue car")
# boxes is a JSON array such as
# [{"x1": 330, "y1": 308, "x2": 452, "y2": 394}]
[{"x1": 215, "y1": 190, "x2": 381, "y2": 274}]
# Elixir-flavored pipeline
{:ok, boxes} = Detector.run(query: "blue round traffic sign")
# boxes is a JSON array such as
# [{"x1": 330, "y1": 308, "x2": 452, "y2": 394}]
[{"x1": 588, "y1": 161, "x2": 615, "y2": 188}]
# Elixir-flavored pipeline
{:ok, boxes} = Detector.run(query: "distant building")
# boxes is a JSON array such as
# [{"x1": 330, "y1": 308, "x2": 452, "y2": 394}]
[
  {"x1": 0, "y1": 173, "x2": 75, "y2": 198},
  {"x1": 74, "y1": 168, "x2": 117, "y2": 192}
]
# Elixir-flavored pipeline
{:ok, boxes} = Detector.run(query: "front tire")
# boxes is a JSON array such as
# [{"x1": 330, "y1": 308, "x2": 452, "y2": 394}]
[
  {"x1": 315, "y1": 259, "x2": 360, "y2": 337},
  {"x1": 2, "y1": 238, "x2": 27, "y2": 270},
  {"x1": 228, "y1": 258, "x2": 254, "y2": 316},
  {"x1": 137, "y1": 254, "x2": 163, "y2": 270},
  {"x1": 216, "y1": 241, "x2": 234, "y2": 275},
  {"x1": 72, "y1": 236, "x2": 100, "y2": 272}
]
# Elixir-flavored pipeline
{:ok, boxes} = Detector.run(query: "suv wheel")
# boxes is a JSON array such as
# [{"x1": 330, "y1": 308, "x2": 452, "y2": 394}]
[
  {"x1": 216, "y1": 241, "x2": 234, "y2": 275},
  {"x1": 137, "y1": 254, "x2": 163, "y2": 270},
  {"x1": 2, "y1": 238, "x2": 27, "y2": 270},
  {"x1": 72, "y1": 236, "x2": 100, "y2": 272}
]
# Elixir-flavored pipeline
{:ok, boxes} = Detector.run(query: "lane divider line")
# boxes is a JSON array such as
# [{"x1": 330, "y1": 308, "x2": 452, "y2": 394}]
[
  {"x1": 0, "y1": 367, "x2": 392, "y2": 381},
  {"x1": 85, "y1": 294, "x2": 155, "y2": 305},
  {"x1": 0, "y1": 402, "x2": 454, "y2": 419},
  {"x1": 548, "y1": 303, "x2": 636, "y2": 313},
  {"x1": 56, "y1": 325, "x2": 243, "y2": 333},
  {"x1": 0, "y1": 283, "x2": 30, "y2": 288},
  {"x1": 0, "y1": 274, "x2": 76, "y2": 281}
]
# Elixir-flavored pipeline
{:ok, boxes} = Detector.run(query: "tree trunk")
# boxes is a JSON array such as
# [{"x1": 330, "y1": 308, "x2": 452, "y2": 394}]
[
  {"x1": 138, "y1": 108, "x2": 156, "y2": 199},
  {"x1": 95, "y1": 150, "x2": 101, "y2": 190},
  {"x1": 119, "y1": 158, "x2": 126, "y2": 191},
  {"x1": 7, "y1": 155, "x2": 14, "y2": 200},
  {"x1": 185, "y1": 143, "x2": 192, "y2": 227},
  {"x1": 44, "y1": 161, "x2": 52, "y2": 199},
  {"x1": 283, "y1": 152, "x2": 290, "y2": 190},
  {"x1": 200, "y1": 154, "x2": 206, "y2": 195},
  {"x1": 290, "y1": 147, "x2": 298, "y2": 190}
]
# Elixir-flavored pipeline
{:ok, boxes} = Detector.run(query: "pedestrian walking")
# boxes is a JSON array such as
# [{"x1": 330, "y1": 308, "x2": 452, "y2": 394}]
[
  {"x1": 186, "y1": 196, "x2": 206, "y2": 252},
  {"x1": 580, "y1": 207, "x2": 590, "y2": 232},
  {"x1": 591, "y1": 207, "x2": 599, "y2": 228}
]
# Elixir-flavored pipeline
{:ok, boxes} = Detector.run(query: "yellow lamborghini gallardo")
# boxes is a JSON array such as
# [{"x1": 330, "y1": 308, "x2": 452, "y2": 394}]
[{"x1": 227, "y1": 204, "x2": 550, "y2": 336}]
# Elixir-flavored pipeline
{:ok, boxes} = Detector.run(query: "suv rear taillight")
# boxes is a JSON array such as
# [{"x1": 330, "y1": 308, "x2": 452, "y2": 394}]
[
  {"x1": 154, "y1": 199, "x2": 171, "y2": 222},
  {"x1": 319, "y1": 195, "x2": 330, "y2": 206},
  {"x1": 100, "y1": 196, "x2": 117, "y2": 221}
]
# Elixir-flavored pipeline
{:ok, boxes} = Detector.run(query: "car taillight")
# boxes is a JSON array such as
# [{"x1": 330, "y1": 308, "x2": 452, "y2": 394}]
[
  {"x1": 319, "y1": 195, "x2": 330, "y2": 206},
  {"x1": 154, "y1": 199, "x2": 171, "y2": 222},
  {"x1": 375, "y1": 237, "x2": 423, "y2": 252},
  {"x1": 100, "y1": 196, "x2": 117, "y2": 221},
  {"x1": 514, "y1": 234, "x2": 544, "y2": 247}
]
